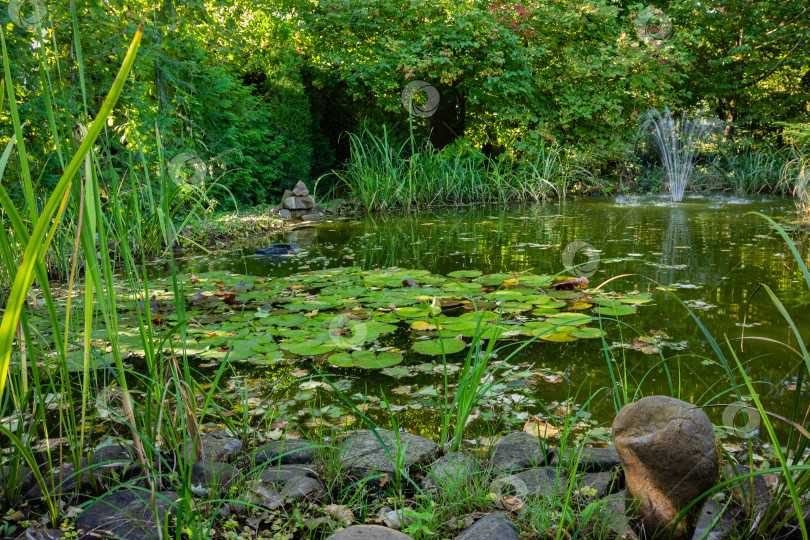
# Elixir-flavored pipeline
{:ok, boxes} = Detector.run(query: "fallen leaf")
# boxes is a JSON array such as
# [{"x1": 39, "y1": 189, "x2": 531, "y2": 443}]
[
  {"x1": 496, "y1": 495, "x2": 525, "y2": 513},
  {"x1": 524, "y1": 416, "x2": 560, "y2": 439},
  {"x1": 324, "y1": 504, "x2": 354, "y2": 526}
]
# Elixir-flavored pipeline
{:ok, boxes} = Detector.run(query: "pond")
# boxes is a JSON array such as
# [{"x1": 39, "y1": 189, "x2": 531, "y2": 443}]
[{"x1": 147, "y1": 194, "x2": 809, "y2": 443}]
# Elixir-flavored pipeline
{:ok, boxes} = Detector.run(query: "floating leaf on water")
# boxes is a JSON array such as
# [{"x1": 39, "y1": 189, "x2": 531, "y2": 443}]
[
  {"x1": 594, "y1": 305, "x2": 637, "y2": 316},
  {"x1": 517, "y1": 275, "x2": 554, "y2": 287},
  {"x1": 444, "y1": 281, "x2": 483, "y2": 293},
  {"x1": 475, "y1": 273, "x2": 516, "y2": 286},
  {"x1": 570, "y1": 327, "x2": 604, "y2": 339},
  {"x1": 326, "y1": 350, "x2": 403, "y2": 369},
  {"x1": 411, "y1": 320, "x2": 438, "y2": 332},
  {"x1": 412, "y1": 338, "x2": 466, "y2": 355},
  {"x1": 380, "y1": 366, "x2": 415, "y2": 378},
  {"x1": 619, "y1": 294, "x2": 653, "y2": 304},
  {"x1": 447, "y1": 270, "x2": 482, "y2": 278},
  {"x1": 280, "y1": 340, "x2": 336, "y2": 356},
  {"x1": 395, "y1": 305, "x2": 441, "y2": 319},
  {"x1": 546, "y1": 313, "x2": 594, "y2": 327}
]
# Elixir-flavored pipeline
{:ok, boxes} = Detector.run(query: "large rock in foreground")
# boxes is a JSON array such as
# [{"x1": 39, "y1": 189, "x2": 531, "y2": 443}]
[
  {"x1": 339, "y1": 429, "x2": 438, "y2": 482},
  {"x1": 327, "y1": 525, "x2": 413, "y2": 539},
  {"x1": 76, "y1": 489, "x2": 179, "y2": 540},
  {"x1": 612, "y1": 396, "x2": 718, "y2": 540}
]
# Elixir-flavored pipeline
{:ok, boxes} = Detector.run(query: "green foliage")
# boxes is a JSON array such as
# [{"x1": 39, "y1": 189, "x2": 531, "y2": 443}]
[
  {"x1": 296, "y1": 0, "x2": 688, "y2": 160},
  {"x1": 670, "y1": 0, "x2": 810, "y2": 130}
]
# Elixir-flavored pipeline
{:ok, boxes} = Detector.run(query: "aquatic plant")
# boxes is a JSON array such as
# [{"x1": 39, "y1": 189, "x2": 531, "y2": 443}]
[
  {"x1": 779, "y1": 145, "x2": 810, "y2": 219},
  {"x1": 639, "y1": 108, "x2": 711, "y2": 202}
]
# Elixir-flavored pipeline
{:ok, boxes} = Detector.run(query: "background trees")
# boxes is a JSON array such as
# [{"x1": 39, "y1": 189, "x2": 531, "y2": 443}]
[{"x1": 1, "y1": 0, "x2": 807, "y2": 205}]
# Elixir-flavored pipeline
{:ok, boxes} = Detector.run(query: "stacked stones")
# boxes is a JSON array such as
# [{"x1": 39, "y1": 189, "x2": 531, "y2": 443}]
[{"x1": 280, "y1": 181, "x2": 323, "y2": 221}]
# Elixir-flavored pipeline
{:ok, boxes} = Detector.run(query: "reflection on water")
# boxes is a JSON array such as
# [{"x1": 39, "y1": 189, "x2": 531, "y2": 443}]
[{"x1": 150, "y1": 195, "x2": 810, "y2": 434}]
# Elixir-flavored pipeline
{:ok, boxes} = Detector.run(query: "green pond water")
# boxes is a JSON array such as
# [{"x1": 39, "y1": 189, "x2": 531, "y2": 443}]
[{"x1": 149, "y1": 194, "x2": 810, "y2": 442}]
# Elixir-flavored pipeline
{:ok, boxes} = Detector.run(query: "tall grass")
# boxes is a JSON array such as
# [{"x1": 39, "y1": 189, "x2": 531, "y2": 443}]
[
  {"x1": 328, "y1": 126, "x2": 593, "y2": 210},
  {"x1": 0, "y1": 19, "x2": 248, "y2": 538},
  {"x1": 778, "y1": 145, "x2": 810, "y2": 218}
]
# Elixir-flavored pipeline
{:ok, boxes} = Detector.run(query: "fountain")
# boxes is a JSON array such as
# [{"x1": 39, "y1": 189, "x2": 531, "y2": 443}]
[{"x1": 640, "y1": 108, "x2": 710, "y2": 202}]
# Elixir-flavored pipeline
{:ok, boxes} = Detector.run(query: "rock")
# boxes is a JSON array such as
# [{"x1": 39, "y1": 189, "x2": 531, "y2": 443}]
[
  {"x1": 492, "y1": 468, "x2": 565, "y2": 499},
  {"x1": 284, "y1": 196, "x2": 314, "y2": 210},
  {"x1": 693, "y1": 498, "x2": 734, "y2": 540},
  {"x1": 326, "y1": 525, "x2": 413, "y2": 539},
  {"x1": 297, "y1": 195, "x2": 316, "y2": 209},
  {"x1": 549, "y1": 446, "x2": 621, "y2": 472},
  {"x1": 456, "y1": 513, "x2": 519, "y2": 540},
  {"x1": 339, "y1": 429, "x2": 438, "y2": 481},
  {"x1": 600, "y1": 490, "x2": 638, "y2": 540},
  {"x1": 613, "y1": 396, "x2": 719, "y2": 540},
  {"x1": 722, "y1": 464, "x2": 770, "y2": 517},
  {"x1": 283, "y1": 196, "x2": 300, "y2": 210},
  {"x1": 581, "y1": 471, "x2": 616, "y2": 498},
  {"x1": 300, "y1": 212, "x2": 323, "y2": 221},
  {"x1": 258, "y1": 464, "x2": 317, "y2": 485},
  {"x1": 292, "y1": 181, "x2": 310, "y2": 197},
  {"x1": 251, "y1": 439, "x2": 316, "y2": 465},
  {"x1": 281, "y1": 189, "x2": 294, "y2": 203},
  {"x1": 422, "y1": 452, "x2": 480, "y2": 491},
  {"x1": 280, "y1": 209, "x2": 292, "y2": 219},
  {"x1": 235, "y1": 480, "x2": 283, "y2": 511},
  {"x1": 490, "y1": 432, "x2": 550, "y2": 475},
  {"x1": 179, "y1": 430, "x2": 242, "y2": 463},
  {"x1": 281, "y1": 476, "x2": 326, "y2": 501},
  {"x1": 190, "y1": 462, "x2": 241, "y2": 495},
  {"x1": 76, "y1": 489, "x2": 179, "y2": 540}
]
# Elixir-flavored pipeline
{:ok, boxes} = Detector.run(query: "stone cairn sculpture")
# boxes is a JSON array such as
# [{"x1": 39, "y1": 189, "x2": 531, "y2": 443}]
[
  {"x1": 612, "y1": 395, "x2": 719, "y2": 540},
  {"x1": 279, "y1": 181, "x2": 323, "y2": 220}
]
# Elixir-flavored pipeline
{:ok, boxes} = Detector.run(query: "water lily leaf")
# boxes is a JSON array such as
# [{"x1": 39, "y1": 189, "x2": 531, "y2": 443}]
[
  {"x1": 281, "y1": 340, "x2": 336, "y2": 356},
  {"x1": 447, "y1": 270, "x2": 482, "y2": 278},
  {"x1": 415, "y1": 385, "x2": 439, "y2": 397},
  {"x1": 411, "y1": 320, "x2": 438, "y2": 332},
  {"x1": 396, "y1": 305, "x2": 441, "y2": 318},
  {"x1": 594, "y1": 305, "x2": 637, "y2": 316},
  {"x1": 546, "y1": 313, "x2": 594, "y2": 326},
  {"x1": 517, "y1": 275, "x2": 554, "y2": 287},
  {"x1": 567, "y1": 301, "x2": 593, "y2": 310},
  {"x1": 380, "y1": 366, "x2": 416, "y2": 378},
  {"x1": 412, "y1": 338, "x2": 466, "y2": 355},
  {"x1": 620, "y1": 294, "x2": 653, "y2": 304},
  {"x1": 327, "y1": 350, "x2": 403, "y2": 369},
  {"x1": 475, "y1": 273, "x2": 515, "y2": 286},
  {"x1": 483, "y1": 290, "x2": 525, "y2": 301},
  {"x1": 443, "y1": 281, "x2": 483, "y2": 293},
  {"x1": 571, "y1": 327, "x2": 604, "y2": 339}
]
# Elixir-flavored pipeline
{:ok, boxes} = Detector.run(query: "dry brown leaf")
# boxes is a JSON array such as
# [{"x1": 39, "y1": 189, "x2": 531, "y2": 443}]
[
  {"x1": 524, "y1": 416, "x2": 561, "y2": 439},
  {"x1": 496, "y1": 495, "x2": 525, "y2": 513},
  {"x1": 324, "y1": 504, "x2": 354, "y2": 526}
]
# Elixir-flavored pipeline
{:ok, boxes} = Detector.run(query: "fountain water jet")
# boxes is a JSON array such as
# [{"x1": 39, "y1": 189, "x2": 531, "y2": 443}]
[{"x1": 640, "y1": 108, "x2": 710, "y2": 202}]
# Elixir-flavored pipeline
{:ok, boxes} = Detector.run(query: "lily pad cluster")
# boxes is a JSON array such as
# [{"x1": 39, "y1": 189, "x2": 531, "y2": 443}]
[{"x1": 32, "y1": 267, "x2": 652, "y2": 373}]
